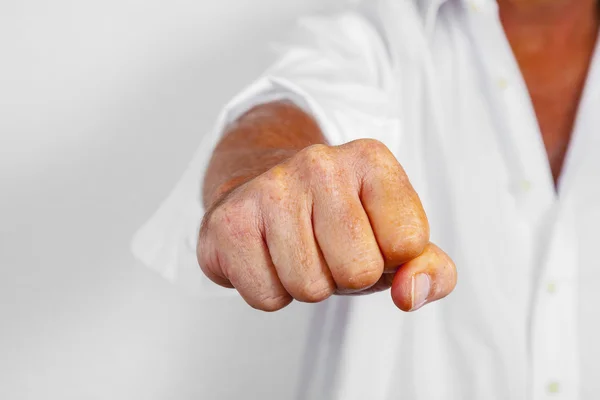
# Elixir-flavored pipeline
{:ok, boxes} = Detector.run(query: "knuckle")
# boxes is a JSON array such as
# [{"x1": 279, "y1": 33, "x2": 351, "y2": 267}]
[
  {"x1": 301, "y1": 143, "x2": 331, "y2": 160},
  {"x1": 403, "y1": 225, "x2": 430, "y2": 257},
  {"x1": 298, "y1": 144, "x2": 337, "y2": 177},
  {"x1": 198, "y1": 214, "x2": 219, "y2": 270},
  {"x1": 336, "y1": 257, "x2": 383, "y2": 291},
  {"x1": 251, "y1": 294, "x2": 293, "y2": 312},
  {"x1": 352, "y1": 139, "x2": 406, "y2": 179},
  {"x1": 294, "y1": 279, "x2": 335, "y2": 303},
  {"x1": 355, "y1": 138, "x2": 388, "y2": 152},
  {"x1": 256, "y1": 172, "x2": 290, "y2": 207},
  {"x1": 199, "y1": 206, "x2": 220, "y2": 239},
  {"x1": 196, "y1": 224, "x2": 234, "y2": 287},
  {"x1": 198, "y1": 215, "x2": 211, "y2": 250},
  {"x1": 213, "y1": 200, "x2": 258, "y2": 243},
  {"x1": 353, "y1": 138, "x2": 392, "y2": 161},
  {"x1": 382, "y1": 222, "x2": 430, "y2": 263}
]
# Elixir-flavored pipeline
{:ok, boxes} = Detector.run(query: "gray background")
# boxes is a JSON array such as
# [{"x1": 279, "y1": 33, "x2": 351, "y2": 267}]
[{"x1": 0, "y1": 0, "x2": 346, "y2": 398}]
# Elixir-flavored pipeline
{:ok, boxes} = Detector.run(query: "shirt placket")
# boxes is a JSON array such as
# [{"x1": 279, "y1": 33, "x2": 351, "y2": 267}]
[
  {"x1": 462, "y1": 1, "x2": 578, "y2": 399},
  {"x1": 528, "y1": 31, "x2": 600, "y2": 400},
  {"x1": 529, "y1": 205, "x2": 580, "y2": 400}
]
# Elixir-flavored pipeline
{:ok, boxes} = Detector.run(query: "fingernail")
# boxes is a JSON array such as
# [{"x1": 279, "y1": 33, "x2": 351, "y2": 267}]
[{"x1": 411, "y1": 273, "x2": 430, "y2": 311}]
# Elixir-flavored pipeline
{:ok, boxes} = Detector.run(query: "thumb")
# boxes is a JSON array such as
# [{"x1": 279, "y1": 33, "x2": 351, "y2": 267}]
[{"x1": 390, "y1": 243, "x2": 457, "y2": 312}]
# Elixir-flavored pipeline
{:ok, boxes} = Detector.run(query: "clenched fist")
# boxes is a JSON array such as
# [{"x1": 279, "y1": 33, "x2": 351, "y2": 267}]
[{"x1": 198, "y1": 138, "x2": 457, "y2": 312}]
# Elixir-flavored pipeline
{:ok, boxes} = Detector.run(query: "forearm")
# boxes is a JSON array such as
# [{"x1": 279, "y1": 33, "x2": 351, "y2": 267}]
[{"x1": 202, "y1": 100, "x2": 327, "y2": 208}]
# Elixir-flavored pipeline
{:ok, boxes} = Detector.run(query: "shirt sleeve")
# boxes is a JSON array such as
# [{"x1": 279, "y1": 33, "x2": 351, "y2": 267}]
[{"x1": 130, "y1": 11, "x2": 401, "y2": 295}]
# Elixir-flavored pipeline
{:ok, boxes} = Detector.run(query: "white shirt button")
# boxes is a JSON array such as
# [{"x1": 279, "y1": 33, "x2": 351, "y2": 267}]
[
  {"x1": 468, "y1": 1, "x2": 480, "y2": 12},
  {"x1": 520, "y1": 180, "x2": 533, "y2": 192},
  {"x1": 497, "y1": 77, "x2": 509, "y2": 90},
  {"x1": 546, "y1": 281, "x2": 557, "y2": 294},
  {"x1": 547, "y1": 381, "x2": 560, "y2": 394}
]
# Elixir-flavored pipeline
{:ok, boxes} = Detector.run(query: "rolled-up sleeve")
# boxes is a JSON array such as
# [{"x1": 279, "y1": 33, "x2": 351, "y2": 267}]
[{"x1": 131, "y1": 11, "x2": 400, "y2": 295}]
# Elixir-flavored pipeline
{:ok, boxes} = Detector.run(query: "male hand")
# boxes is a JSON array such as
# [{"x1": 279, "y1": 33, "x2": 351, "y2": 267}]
[{"x1": 198, "y1": 139, "x2": 457, "y2": 312}]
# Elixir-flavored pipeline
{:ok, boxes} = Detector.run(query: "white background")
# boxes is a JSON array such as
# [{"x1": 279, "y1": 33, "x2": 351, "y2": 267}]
[{"x1": 0, "y1": 0, "x2": 345, "y2": 398}]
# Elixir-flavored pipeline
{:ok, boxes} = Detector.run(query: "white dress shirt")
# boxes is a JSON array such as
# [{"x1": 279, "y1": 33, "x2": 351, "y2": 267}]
[{"x1": 131, "y1": 0, "x2": 600, "y2": 398}]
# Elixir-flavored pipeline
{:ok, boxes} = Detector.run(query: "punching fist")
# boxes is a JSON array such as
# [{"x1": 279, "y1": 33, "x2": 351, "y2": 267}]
[{"x1": 198, "y1": 138, "x2": 457, "y2": 312}]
